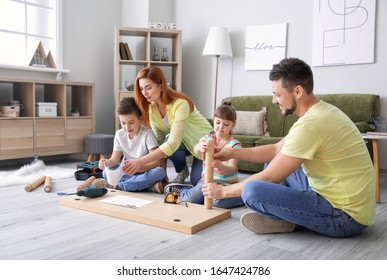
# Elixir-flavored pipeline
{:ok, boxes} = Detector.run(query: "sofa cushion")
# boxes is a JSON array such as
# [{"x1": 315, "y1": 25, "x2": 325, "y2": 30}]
[
  {"x1": 233, "y1": 108, "x2": 269, "y2": 136},
  {"x1": 224, "y1": 96, "x2": 285, "y2": 137}
]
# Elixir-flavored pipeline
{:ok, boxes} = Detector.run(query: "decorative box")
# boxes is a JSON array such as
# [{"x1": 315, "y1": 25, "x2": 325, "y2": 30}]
[
  {"x1": 0, "y1": 106, "x2": 20, "y2": 117},
  {"x1": 36, "y1": 102, "x2": 57, "y2": 117}
]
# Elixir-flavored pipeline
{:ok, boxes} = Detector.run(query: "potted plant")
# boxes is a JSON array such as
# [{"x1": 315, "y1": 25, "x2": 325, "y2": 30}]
[{"x1": 71, "y1": 107, "x2": 80, "y2": 117}]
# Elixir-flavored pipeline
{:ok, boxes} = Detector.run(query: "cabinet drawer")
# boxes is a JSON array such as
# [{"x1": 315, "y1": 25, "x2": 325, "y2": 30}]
[
  {"x1": 0, "y1": 119, "x2": 34, "y2": 157},
  {"x1": 35, "y1": 119, "x2": 65, "y2": 153},
  {"x1": 66, "y1": 118, "x2": 93, "y2": 152}
]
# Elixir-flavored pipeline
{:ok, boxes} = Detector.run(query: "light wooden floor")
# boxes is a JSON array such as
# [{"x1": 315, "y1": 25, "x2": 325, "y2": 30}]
[{"x1": 1, "y1": 156, "x2": 387, "y2": 260}]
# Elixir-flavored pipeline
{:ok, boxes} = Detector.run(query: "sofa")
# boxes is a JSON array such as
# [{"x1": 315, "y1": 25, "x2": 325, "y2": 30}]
[{"x1": 223, "y1": 94, "x2": 380, "y2": 173}]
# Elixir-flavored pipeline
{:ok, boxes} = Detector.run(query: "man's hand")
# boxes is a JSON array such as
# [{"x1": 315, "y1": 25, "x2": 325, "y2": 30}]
[
  {"x1": 214, "y1": 146, "x2": 233, "y2": 161},
  {"x1": 202, "y1": 182, "x2": 223, "y2": 199}
]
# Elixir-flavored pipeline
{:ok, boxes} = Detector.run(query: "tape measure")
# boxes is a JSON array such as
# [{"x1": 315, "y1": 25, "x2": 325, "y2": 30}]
[{"x1": 164, "y1": 191, "x2": 179, "y2": 204}]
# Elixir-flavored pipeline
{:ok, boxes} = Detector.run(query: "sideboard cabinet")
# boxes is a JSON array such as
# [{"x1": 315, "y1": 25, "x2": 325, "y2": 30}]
[{"x1": 0, "y1": 77, "x2": 95, "y2": 160}]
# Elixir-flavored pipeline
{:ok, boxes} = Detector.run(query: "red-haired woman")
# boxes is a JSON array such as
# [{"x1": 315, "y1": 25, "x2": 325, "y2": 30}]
[{"x1": 122, "y1": 66, "x2": 212, "y2": 189}]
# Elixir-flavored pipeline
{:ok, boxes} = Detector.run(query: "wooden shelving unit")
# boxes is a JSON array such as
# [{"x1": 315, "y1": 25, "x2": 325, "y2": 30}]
[
  {"x1": 114, "y1": 27, "x2": 182, "y2": 130},
  {"x1": 0, "y1": 77, "x2": 95, "y2": 160}
]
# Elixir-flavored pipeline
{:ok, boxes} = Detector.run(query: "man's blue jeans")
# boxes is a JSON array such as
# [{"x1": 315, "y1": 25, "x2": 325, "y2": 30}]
[{"x1": 241, "y1": 165, "x2": 367, "y2": 237}]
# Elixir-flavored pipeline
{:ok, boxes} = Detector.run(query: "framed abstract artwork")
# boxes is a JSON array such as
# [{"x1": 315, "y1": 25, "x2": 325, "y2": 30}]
[{"x1": 312, "y1": 0, "x2": 376, "y2": 66}]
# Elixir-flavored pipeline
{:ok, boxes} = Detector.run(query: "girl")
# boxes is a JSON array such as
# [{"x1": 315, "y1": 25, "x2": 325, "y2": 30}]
[{"x1": 164, "y1": 101, "x2": 245, "y2": 209}]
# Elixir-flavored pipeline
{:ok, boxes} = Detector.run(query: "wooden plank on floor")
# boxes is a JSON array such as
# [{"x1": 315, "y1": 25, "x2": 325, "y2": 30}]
[{"x1": 59, "y1": 189, "x2": 231, "y2": 234}]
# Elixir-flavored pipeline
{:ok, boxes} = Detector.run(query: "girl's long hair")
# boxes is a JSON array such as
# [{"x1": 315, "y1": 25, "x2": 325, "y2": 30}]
[{"x1": 134, "y1": 66, "x2": 194, "y2": 127}]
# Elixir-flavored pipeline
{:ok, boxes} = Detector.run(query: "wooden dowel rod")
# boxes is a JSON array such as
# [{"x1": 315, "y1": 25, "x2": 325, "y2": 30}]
[
  {"x1": 77, "y1": 176, "x2": 96, "y2": 192},
  {"x1": 204, "y1": 140, "x2": 214, "y2": 209},
  {"x1": 24, "y1": 176, "x2": 46, "y2": 192},
  {"x1": 44, "y1": 176, "x2": 52, "y2": 193}
]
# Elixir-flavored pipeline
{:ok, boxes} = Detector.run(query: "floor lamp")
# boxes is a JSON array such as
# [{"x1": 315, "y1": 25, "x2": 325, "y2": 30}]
[{"x1": 202, "y1": 26, "x2": 233, "y2": 113}]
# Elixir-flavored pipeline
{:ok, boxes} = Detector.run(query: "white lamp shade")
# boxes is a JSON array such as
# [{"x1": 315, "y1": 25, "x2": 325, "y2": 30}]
[{"x1": 202, "y1": 26, "x2": 233, "y2": 58}]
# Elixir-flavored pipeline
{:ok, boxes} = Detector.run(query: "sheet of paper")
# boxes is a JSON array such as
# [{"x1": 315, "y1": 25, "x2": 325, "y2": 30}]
[{"x1": 98, "y1": 195, "x2": 154, "y2": 208}]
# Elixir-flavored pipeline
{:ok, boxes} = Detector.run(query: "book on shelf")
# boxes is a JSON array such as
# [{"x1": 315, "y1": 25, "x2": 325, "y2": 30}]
[
  {"x1": 124, "y1": 43, "x2": 133, "y2": 60},
  {"x1": 366, "y1": 131, "x2": 387, "y2": 136},
  {"x1": 119, "y1": 42, "x2": 128, "y2": 60}
]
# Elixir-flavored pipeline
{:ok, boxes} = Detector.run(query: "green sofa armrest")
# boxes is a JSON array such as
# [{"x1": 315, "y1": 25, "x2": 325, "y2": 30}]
[
  {"x1": 232, "y1": 135, "x2": 263, "y2": 172},
  {"x1": 234, "y1": 136, "x2": 284, "y2": 173},
  {"x1": 355, "y1": 122, "x2": 372, "y2": 133},
  {"x1": 255, "y1": 136, "x2": 283, "y2": 146},
  {"x1": 234, "y1": 135, "x2": 264, "y2": 147}
]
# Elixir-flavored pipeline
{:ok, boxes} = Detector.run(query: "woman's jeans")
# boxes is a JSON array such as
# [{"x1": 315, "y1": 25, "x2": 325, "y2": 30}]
[
  {"x1": 166, "y1": 140, "x2": 202, "y2": 186},
  {"x1": 179, "y1": 179, "x2": 245, "y2": 209},
  {"x1": 241, "y1": 165, "x2": 367, "y2": 237},
  {"x1": 102, "y1": 166, "x2": 166, "y2": 192}
]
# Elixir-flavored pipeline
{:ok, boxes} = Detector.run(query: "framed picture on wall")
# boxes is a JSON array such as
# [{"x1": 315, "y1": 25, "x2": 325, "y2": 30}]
[
  {"x1": 245, "y1": 23, "x2": 287, "y2": 71},
  {"x1": 312, "y1": 0, "x2": 376, "y2": 66}
]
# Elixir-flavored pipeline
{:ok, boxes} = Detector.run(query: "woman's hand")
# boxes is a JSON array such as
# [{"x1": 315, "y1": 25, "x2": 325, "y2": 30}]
[{"x1": 122, "y1": 159, "x2": 142, "y2": 175}]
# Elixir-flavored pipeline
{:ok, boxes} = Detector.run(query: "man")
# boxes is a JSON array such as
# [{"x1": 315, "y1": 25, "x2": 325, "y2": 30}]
[{"x1": 202, "y1": 57, "x2": 375, "y2": 237}]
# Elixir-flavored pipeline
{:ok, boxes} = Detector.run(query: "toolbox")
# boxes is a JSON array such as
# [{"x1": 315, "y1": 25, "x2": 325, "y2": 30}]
[{"x1": 74, "y1": 161, "x2": 103, "y2": 180}]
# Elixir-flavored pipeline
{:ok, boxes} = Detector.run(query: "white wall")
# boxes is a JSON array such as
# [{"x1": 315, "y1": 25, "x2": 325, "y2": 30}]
[
  {"x1": 122, "y1": 0, "x2": 176, "y2": 27},
  {"x1": 63, "y1": 0, "x2": 121, "y2": 135},
  {"x1": 122, "y1": 0, "x2": 149, "y2": 27},
  {"x1": 149, "y1": 0, "x2": 176, "y2": 23},
  {"x1": 176, "y1": 0, "x2": 387, "y2": 169}
]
